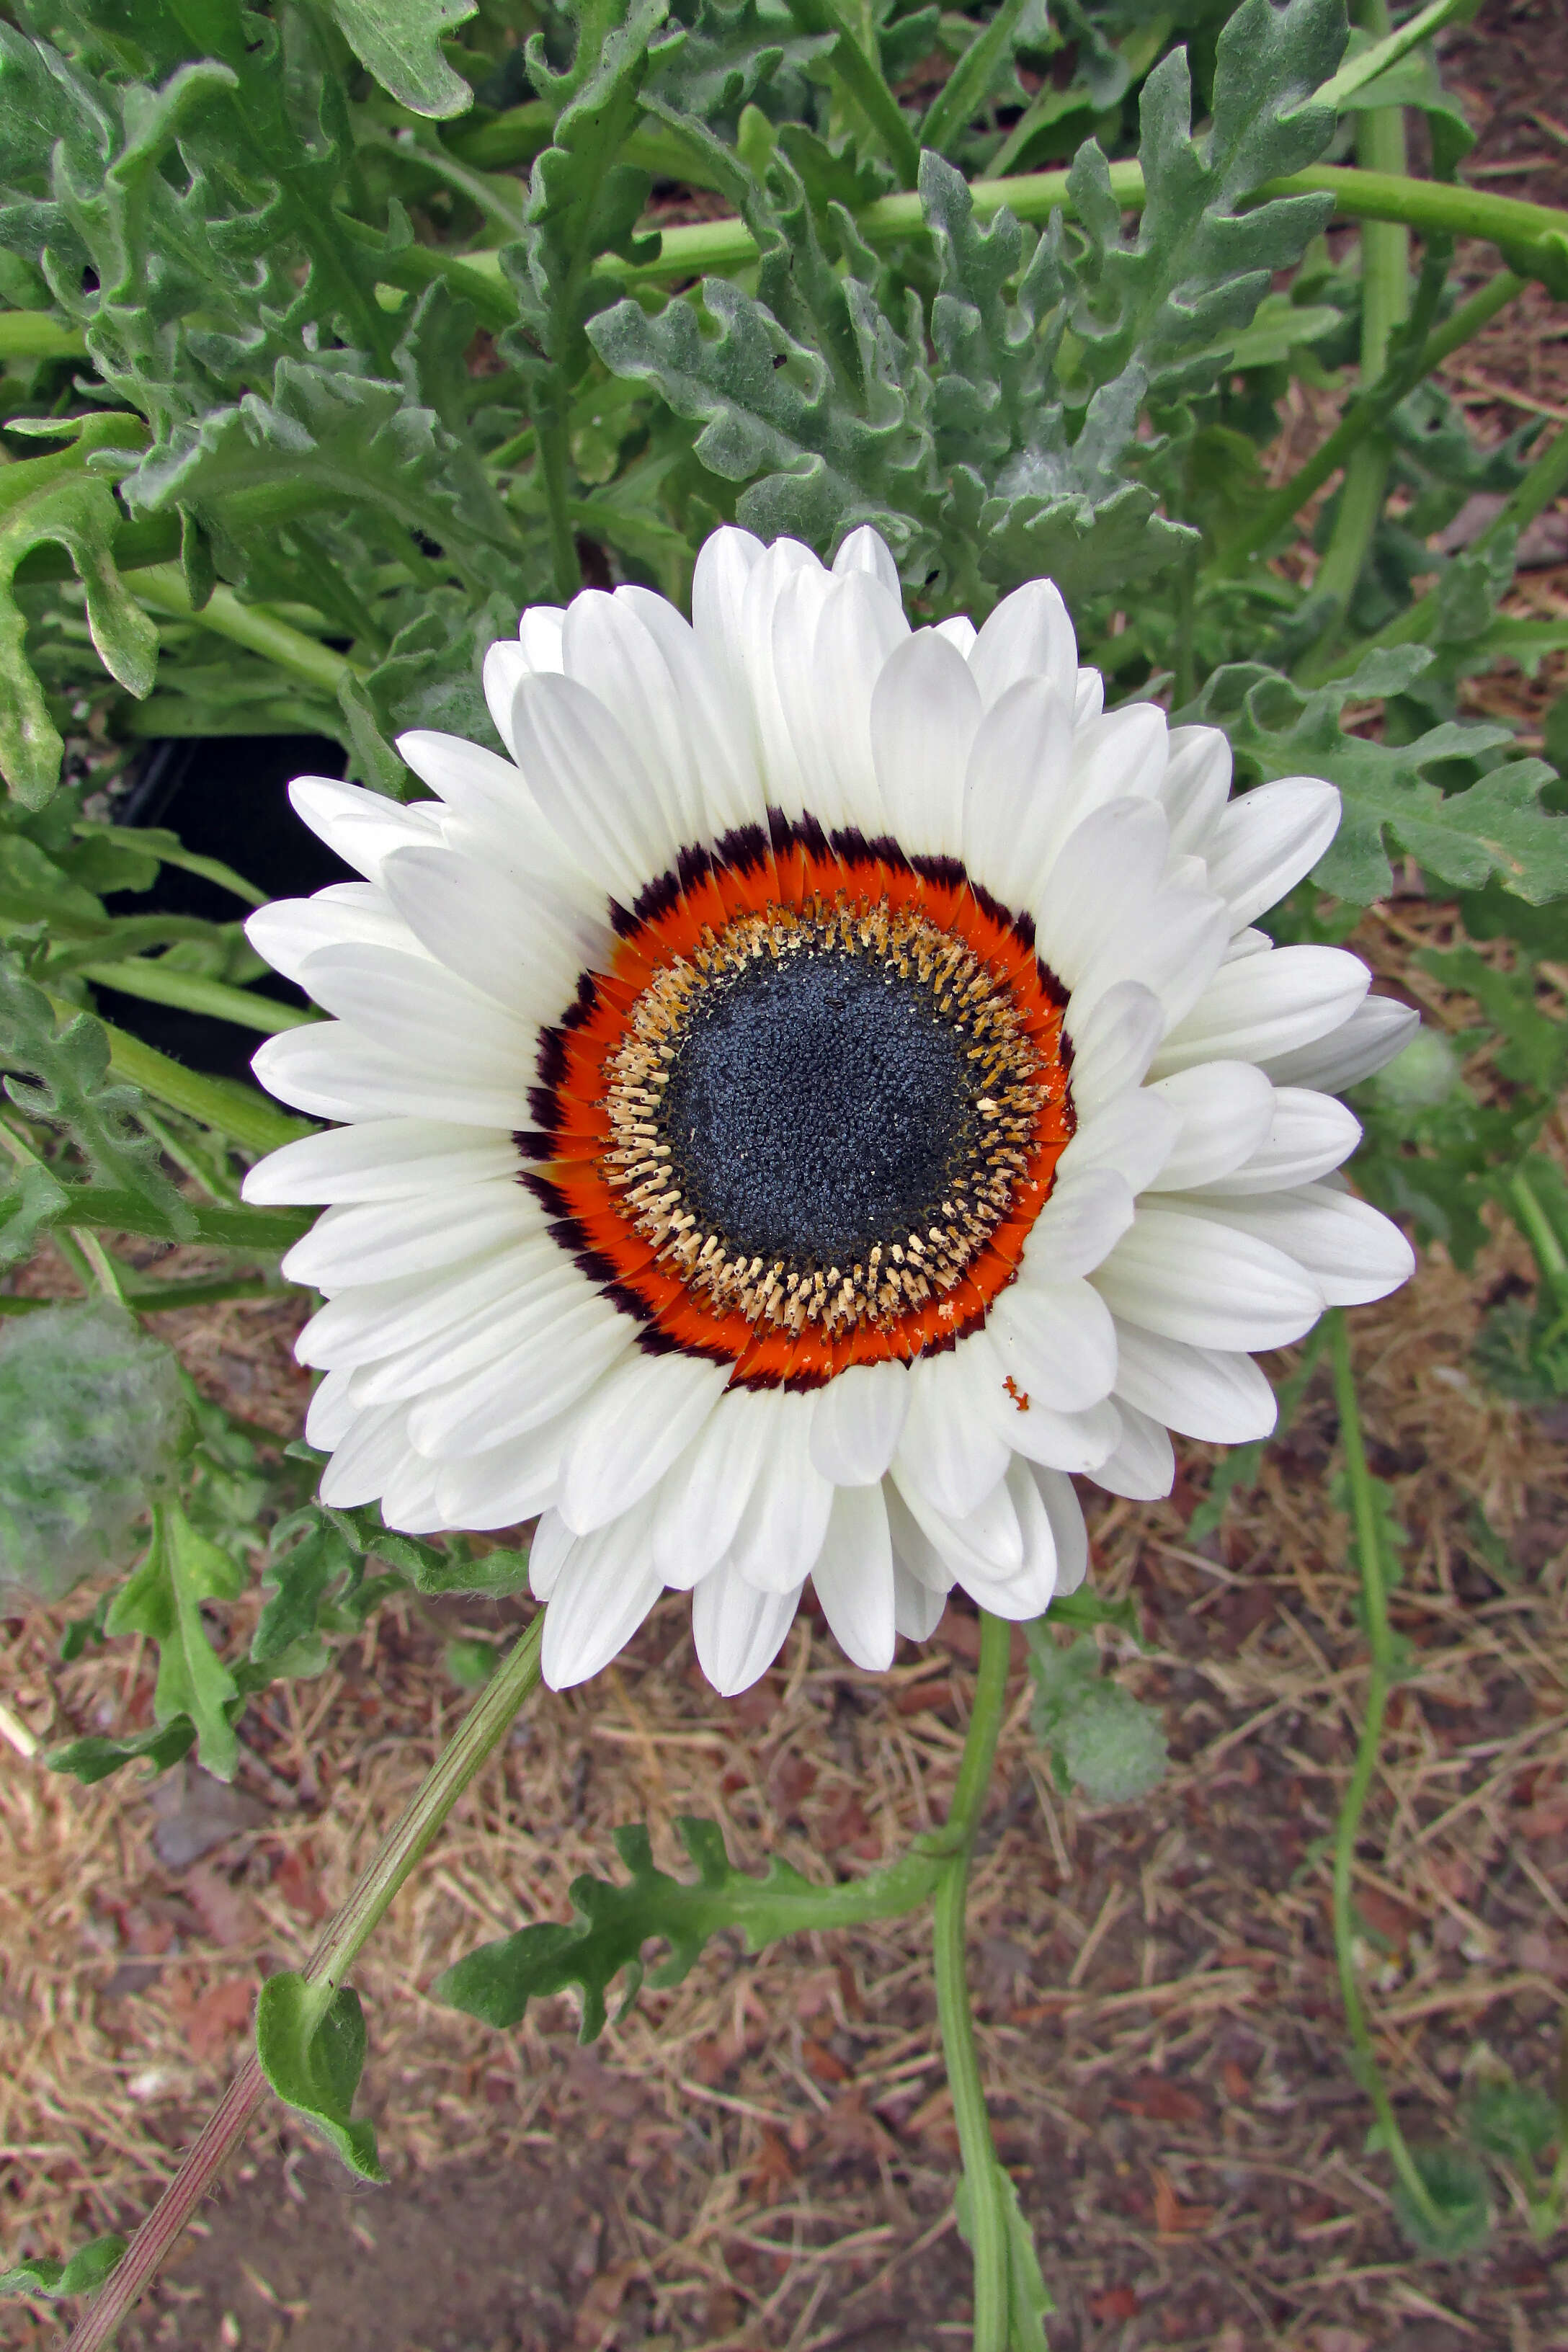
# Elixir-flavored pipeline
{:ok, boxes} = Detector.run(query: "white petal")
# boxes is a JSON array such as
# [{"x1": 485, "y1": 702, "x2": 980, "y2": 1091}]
[
  {"x1": 1017, "y1": 1167, "x2": 1136, "y2": 1283},
  {"x1": 729, "y1": 1391, "x2": 834, "y2": 1592},
  {"x1": 833, "y1": 523, "x2": 901, "y2": 597},
  {"x1": 894, "y1": 1346, "x2": 1012, "y2": 1519},
  {"x1": 891, "y1": 1556, "x2": 948, "y2": 1640},
  {"x1": 245, "y1": 883, "x2": 407, "y2": 984},
  {"x1": 870, "y1": 629, "x2": 982, "y2": 860},
  {"x1": 808, "y1": 1361, "x2": 911, "y2": 1487},
  {"x1": 884, "y1": 1477, "x2": 958, "y2": 1594},
  {"x1": 1065, "y1": 981, "x2": 1166, "y2": 1115},
  {"x1": 934, "y1": 615, "x2": 977, "y2": 656},
  {"x1": 1111, "y1": 1322, "x2": 1278, "y2": 1443},
  {"x1": 1206, "y1": 777, "x2": 1340, "y2": 931},
  {"x1": 738, "y1": 540, "x2": 829, "y2": 814},
  {"x1": 408, "y1": 1299, "x2": 632, "y2": 1457},
  {"x1": 287, "y1": 778, "x2": 441, "y2": 885},
  {"x1": 972, "y1": 1370, "x2": 1122, "y2": 1474},
  {"x1": 1029, "y1": 1465, "x2": 1087, "y2": 1595},
  {"x1": 1152, "y1": 946, "x2": 1370, "y2": 1076},
  {"x1": 540, "y1": 1513, "x2": 664, "y2": 1689},
  {"x1": 1067, "y1": 887, "x2": 1229, "y2": 1037},
  {"x1": 317, "y1": 1403, "x2": 411, "y2": 1507},
  {"x1": 305, "y1": 1368, "x2": 357, "y2": 1448},
  {"x1": 1074, "y1": 668, "x2": 1104, "y2": 726},
  {"x1": 651, "y1": 1386, "x2": 782, "y2": 1587},
  {"x1": 966, "y1": 579, "x2": 1077, "y2": 709},
  {"x1": 692, "y1": 1562, "x2": 801, "y2": 1696},
  {"x1": 1093, "y1": 1204, "x2": 1324, "y2": 1350},
  {"x1": 482, "y1": 624, "x2": 564, "y2": 759},
  {"x1": 1147, "y1": 1061, "x2": 1275, "y2": 1191},
  {"x1": 1156, "y1": 726, "x2": 1232, "y2": 857},
  {"x1": 344, "y1": 1252, "x2": 602, "y2": 1404},
  {"x1": 252, "y1": 1022, "x2": 532, "y2": 1127},
  {"x1": 961, "y1": 674, "x2": 1078, "y2": 909},
  {"x1": 562, "y1": 589, "x2": 707, "y2": 848},
  {"x1": 1056, "y1": 1090, "x2": 1179, "y2": 1195},
  {"x1": 378, "y1": 842, "x2": 589, "y2": 1025},
  {"x1": 435, "y1": 1414, "x2": 571, "y2": 1529},
  {"x1": 508, "y1": 669, "x2": 677, "y2": 904},
  {"x1": 1069, "y1": 703, "x2": 1169, "y2": 816},
  {"x1": 811, "y1": 1482, "x2": 896, "y2": 1671},
  {"x1": 1262, "y1": 994, "x2": 1417, "y2": 1090},
  {"x1": 611, "y1": 584, "x2": 765, "y2": 838},
  {"x1": 1090, "y1": 1402, "x2": 1175, "y2": 1500},
  {"x1": 985, "y1": 1279, "x2": 1118, "y2": 1413},
  {"x1": 293, "y1": 944, "x2": 539, "y2": 1080},
  {"x1": 244, "y1": 1120, "x2": 517, "y2": 1206},
  {"x1": 1199, "y1": 1184, "x2": 1414, "y2": 1306},
  {"x1": 691, "y1": 524, "x2": 767, "y2": 705},
  {"x1": 295, "y1": 1239, "x2": 558, "y2": 1368},
  {"x1": 1193, "y1": 1087, "x2": 1361, "y2": 1195},
  {"x1": 1033, "y1": 798, "x2": 1170, "y2": 992},
  {"x1": 528, "y1": 1506, "x2": 575, "y2": 1600},
  {"x1": 379, "y1": 1449, "x2": 448, "y2": 1534},
  {"x1": 889, "y1": 1463, "x2": 1023, "y2": 1601},
  {"x1": 557, "y1": 1350, "x2": 729, "y2": 1535},
  {"x1": 995, "y1": 1456, "x2": 1061, "y2": 1617},
  {"x1": 280, "y1": 1184, "x2": 539, "y2": 1288},
  {"x1": 808, "y1": 571, "x2": 908, "y2": 837}
]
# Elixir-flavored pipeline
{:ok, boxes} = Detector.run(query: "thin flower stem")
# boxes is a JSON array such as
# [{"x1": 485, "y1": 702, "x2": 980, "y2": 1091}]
[
  {"x1": 68, "y1": 1227, "x2": 126, "y2": 1302},
  {"x1": 933, "y1": 1611, "x2": 1013, "y2": 2352},
  {"x1": 1304, "y1": 1, "x2": 1409, "y2": 656},
  {"x1": 1350, "y1": 411, "x2": 1568, "y2": 660},
  {"x1": 0, "y1": 1275, "x2": 277, "y2": 1317},
  {"x1": 66, "y1": 1615, "x2": 547, "y2": 2352},
  {"x1": 538, "y1": 417, "x2": 584, "y2": 604},
  {"x1": 1316, "y1": 0, "x2": 1471, "y2": 110},
  {"x1": 1211, "y1": 268, "x2": 1524, "y2": 576},
  {"x1": 1507, "y1": 1164, "x2": 1568, "y2": 1304},
  {"x1": 1328, "y1": 1311, "x2": 1449, "y2": 2238},
  {"x1": 131, "y1": 568, "x2": 366, "y2": 698}
]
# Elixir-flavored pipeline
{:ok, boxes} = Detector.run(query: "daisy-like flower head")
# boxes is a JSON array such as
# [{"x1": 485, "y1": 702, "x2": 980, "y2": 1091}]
[{"x1": 244, "y1": 527, "x2": 1417, "y2": 1695}]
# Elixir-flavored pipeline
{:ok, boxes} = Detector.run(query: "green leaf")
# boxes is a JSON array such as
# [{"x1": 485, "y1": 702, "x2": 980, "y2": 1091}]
[
  {"x1": 104, "y1": 1500, "x2": 246, "y2": 1781},
  {"x1": 1389, "y1": 2142, "x2": 1492, "y2": 2255},
  {"x1": 324, "y1": 0, "x2": 477, "y2": 119},
  {"x1": 955, "y1": 2166, "x2": 1054, "y2": 2349},
  {"x1": 1, "y1": 2234, "x2": 126, "y2": 2300},
  {"x1": 0, "y1": 429, "x2": 158, "y2": 806},
  {"x1": 254, "y1": 1974, "x2": 384, "y2": 2181},
  {"x1": 1063, "y1": 0, "x2": 1343, "y2": 400},
  {"x1": 1025, "y1": 1631, "x2": 1168, "y2": 1804},
  {"x1": 1044, "y1": 1588, "x2": 1141, "y2": 1641},
  {"x1": 919, "y1": 0, "x2": 1035, "y2": 164},
  {"x1": 1191, "y1": 650, "x2": 1568, "y2": 905},
  {"x1": 0, "y1": 953, "x2": 195, "y2": 1237},
  {"x1": 0, "y1": 1151, "x2": 69, "y2": 1270},
  {"x1": 316, "y1": 1495, "x2": 533, "y2": 1598},
  {"x1": 437, "y1": 1817, "x2": 841, "y2": 2040},
  {"x1": 48, "y1": 1713, "x2": 197, "y2": 1786}
]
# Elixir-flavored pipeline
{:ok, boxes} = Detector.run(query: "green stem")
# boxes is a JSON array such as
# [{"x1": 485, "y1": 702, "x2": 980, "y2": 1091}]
[
  {"x1": 1213, "y1": 268, "x2": 1524, "y2": 576},
  {"x1": 1507, "y1": 1165, "x2": 1568, "y2": 1304},
  {"x1": 537, "y1": 417, "x2": 583, "y2": 604},
  {"x1": 132, "y1": 569, "x2": 365, "y2": 697},
  {"x1": 68, "y1": 1227, "x2": 126, "y2": 1302},
  {"x1": 1305, "y1": 6, "x2": 1409, "y2": 652},
  {"x1": 66, "y1": 1617, "x2": 547, "y2": 2352},
  {"x1": 0, "y1": 1274, "x2": 277, "y2": 1317},
  {"x1": 1317, "y1": 0, "x2": 1472, "y2": 111},
  {"x1": 80, "y1": 961, "x2": 315, "y2": 1035},
  {"x1": 0, "y1": 313, "x2": 89, "y2": 362},
  {"x1": 433, "y1": 159, "x2": 1568, "y2": 296},
  {"x1": 783, "y1": 0, "x2": 921, "y2": 187},
  {"x1": 1356, "y1": 416, "x2": 1568, "y2": 657},
  {"x1": 1328, "y1": 1312, "x2": 1450, "y2": 2239},
  {"x1": 934, "y1": 1612, "x2": 1013, "y2": 2352}
]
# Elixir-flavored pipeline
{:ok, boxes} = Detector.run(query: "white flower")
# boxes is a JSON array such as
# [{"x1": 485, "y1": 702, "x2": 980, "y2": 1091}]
[{"x1": 244, "y1": 527, "x2": 1415, "y2": 1695}]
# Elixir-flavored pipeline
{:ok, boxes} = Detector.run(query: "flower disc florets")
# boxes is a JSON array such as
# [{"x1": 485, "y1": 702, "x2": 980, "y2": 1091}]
[{"x1": 244, "y1": 525, "x2": 1417, "y2": 1696}]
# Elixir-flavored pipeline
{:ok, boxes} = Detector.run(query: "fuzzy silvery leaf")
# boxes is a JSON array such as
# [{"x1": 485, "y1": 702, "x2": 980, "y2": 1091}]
[
  {"x1": 1026, "y1": 1631, "x2": 1169, "y2": 1804},
  {"x1": 646, "y1": 0, "x2": 834, "y2": 121},
  {"x1": 1064, "y1": 0, "x2": 1342, "y2": 400},
  {"x1": 0, "y1": 1301, "x2": 184, "y2": 1600},
  {"x1": 1193, "y1": 650, "x2": 1568, "y2": 905}
]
